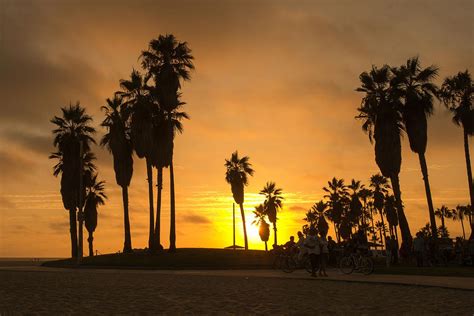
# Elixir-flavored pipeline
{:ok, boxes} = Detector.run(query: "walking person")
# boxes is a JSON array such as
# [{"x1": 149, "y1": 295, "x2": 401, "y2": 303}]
[
  {"x1": 319, "y1": 232, "x2": 329, "y2": 276},
  {"x1": 304, "y1": 227, "x2": 320, "y2": 277},
  {"x1": 413, "y1": 232, "x2": 424, "y2": 267}
]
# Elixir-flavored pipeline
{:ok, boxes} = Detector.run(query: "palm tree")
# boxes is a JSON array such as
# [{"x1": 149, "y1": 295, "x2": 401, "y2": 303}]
[
  {"x1": 225, "y1": 151, "x2": 254, "y2": 250},
  {"x1": 100, "y1": 95, "x2": 134, "y2": 253},
  {"x1": 313, "y1": 200, "x2": 329, "y2": 236},
  {"x1": 392, "y1": 57, "x2": 439, "y2": 238},
  {"x1": 359, "y1": 188, "x2": 373, "y2": 230},
  {"x1": 385, "y1": 194, "x2": 399, "y2": 241},
  {"x1": 369, "y1": 174, "x2": 391, "y2": 241},
  {"x1": 141, "y1": 34, "x2": 194, "y2": 252},
  {"x1": 50, "y1": 103, "x2": 96, "y2": 258},
  {"x1": 439, "y1": 70, "x2": 474, "y2": 214},
  {"x1": 84, "y1": 173, "x2": 107, "y2": 257},
  {"x1": 260, "y1": 182, "x2": 284, "y2": 246},
  {"x1": 435, "y1": 205, "x2": 453, "y2": 232},
  {"x1": 453, "y1": 205, "x2": 468, "y2": 239},
  {"x1": 347, "y1": 179, "x2": 364, "y2": 229},
  {"x1": 356, "y1": 66, "x2": 412, "y2": 251},
  {"x1": 375, "y1": 220, "x2": 388, "y2": 248},
  {"x1": 323, "y1": 177, "x2": 348, "y2": 242},
  {"x1": 253, "y1": 204, "x2": 270, "y2": 251},
  {"x1": 118, "y1": 69, "x2": 155, "y2": 251}
]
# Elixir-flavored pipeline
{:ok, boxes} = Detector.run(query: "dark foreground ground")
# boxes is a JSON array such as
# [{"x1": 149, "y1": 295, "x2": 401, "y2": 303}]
[{"x1": 1, "y1": 268, "x2": 473, "y2": 315}]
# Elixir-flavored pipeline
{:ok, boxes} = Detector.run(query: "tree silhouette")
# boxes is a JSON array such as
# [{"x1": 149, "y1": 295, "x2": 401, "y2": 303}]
[
  {"x1": 225, "y1": 151, "x2": 254, "y2": 250},
  {"x1": 323, "y1": 177, "x2": 349, "y2": 242},
  {"x1": 50, "y1": 103, "x2": 96, "y2": 258},
  {"x1": 435, "y1": 205, "x2": 453, "y2": 232},
  {"x1": 260, "y1": 182, "x2": 284, "y2": 246},
  {"x1": 118, "y1": 69, "x2": 156, "y2": 251},
  {"x1": 356, "y1": 65, "x2": 412, "y2": 252},
  {"x1": 253, "y1": 204, "x2": 270, "y2": 251},
  {"x1": 141, "y1": 34, "x2": 194, "y2": 252},
  {"x1": 439, "y1": 70, "x2": 474, "y2": 218},
  {"x1": 101, "y1": 95, "x2": 134, "y2": 253},
  {"x1": 84, "y1": 173, "x2": 107, "y2": 257},
  {"x1": 453, "y1": 205, "x2": 468, "y2": 239},
  {"x1": 392, "y1": 57, "x2": 439, "y2": 238}
]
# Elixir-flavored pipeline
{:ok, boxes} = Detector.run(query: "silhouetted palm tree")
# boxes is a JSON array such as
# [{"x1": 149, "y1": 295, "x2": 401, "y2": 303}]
[
  {"x1": 50, "y1": 103, "x2": 96, "y2": 258},
  {"x1": 313, "y1": 200, "x2": 329, "y2": 236},
  {"x1": 323, "y1": 177, "x2": 348, "y2": 242},
  {"x1": 118, "y1": 69, "x2": 156, "y2": 251},
  {"x1": 392, "y1": 57, "x2": 439, "y2": 238},
  {"x1": 357, "y1": 66, "x2": 412, "y2": 251},
  {"x1": 141, "y1": 34, "x2": 194, "y2": 252},
  {"x1": 225, "y1": 151, "x2": 254, "y2": 250},
  {"x1": 253, "y1": 204, "x2": 270, "y2": 251},
  {"x1": 385, "y1": 194, "x2": 399, "y2": 241},
  {"x1": 101, "y1": 95, "x2": 134, "y2": 253},
  {"x1": 359, "y1": 188, "x2": 372, "y2": 230},
  {"x1": 439, "y1": 70, "x2": 474, "y2": 214},
  {"x1": 435, "y1": 205, "x2": 453, "y2": 232},
  {"x1": 84, "y1": 173, "x2": 107, "y2": 257},
  {"x1": 348, "y1": 179, "x2": 364, "y2": 229},
  {"x1": 260, "y1": 182, "x2": 284, "y2": 246},
  {"x1": 453, "y1": 205, "x2": 468, "y2": 239}
]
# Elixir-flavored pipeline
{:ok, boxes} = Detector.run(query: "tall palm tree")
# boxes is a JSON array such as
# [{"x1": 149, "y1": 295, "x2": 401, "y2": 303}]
[
  {"x1": 435, "y1": 205, "x2": 453, "y2": 232},
  {"x1": 453, "y1": 205, "x2": 468, "y2": 239},
  {"x1": 260, "y1": 182, "x2": 284, "y2": 247},
  {"x1": 252, "y1": 204, "x2": 270, "y2": 251},
  {"x1": 356, "y1": 66, "x2": 412, "y2": 251},
  {"x1": 323, "y1": 177, "x2": 348, "y2": 242},
  {"x1": 225, "y1": 151, "x2": 254, "y2": 250},
  {"x1": 118, "y1": 69, "x2": 156, "y2": 251},
  {"x1": 392, "y1": 57, "x2": 439, "y2": 238},
  {"x1": 439, "y1": 70, "x2": 474, "y2": 214},
  {"x1": 50, "y1": 103, "x2": 96, "y2": 258},
  {"x1": 385, "y1": 194, "x2": 399, "y2": 241},
  {"x1": 347, "y1": 179, "x2": 364, "y2": 228},
  {"x1": 84, "y1": 173, "x2": 107, "y2": 257},
  {"x1": 100, "y1": 95, "x2": 134, "y2": 253},
  {"x1": 141, "y1": 34, "x2": 194, "y2": 252},
  {"x1": 375, "y1": 220, "x2": 388, "y2": 247}
]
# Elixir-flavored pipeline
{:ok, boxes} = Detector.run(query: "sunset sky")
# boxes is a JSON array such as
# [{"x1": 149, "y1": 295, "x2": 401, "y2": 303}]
[{"x1": 0, "y1": 0, "x2": 473, "y2": 257}]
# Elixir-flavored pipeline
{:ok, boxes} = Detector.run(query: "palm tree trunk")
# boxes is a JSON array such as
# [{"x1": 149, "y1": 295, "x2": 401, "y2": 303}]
[
  {"x1": 88, "y1": 231, "x2": 94, "y2": 257},
  {"x1": 154, "y1": 167, "x2": 163, "y2": 250},
  {"x1": 418, "y1": 153, "x2": 438, "y2": 238},
  {"x1": 239, "y1": 203, "x2": 249, "y2": 250},
  {"x1": 380, "y1": 210, "x2": 386, "y2": 247},
  {"x1": 463, "y1": 129, "x2": 474, "y2": 213},
  {"x1": 441, "y1": 215, "x2": 445, "y2": 230},
  {"x1": 333, "y1": 222, "x2": 339, "y2": 242},
  {"x1": 273, "y1": 222, "x2": 278, "y2": 246},
  {"x1": 169, "y1": 161, "x2": 176, "y2": 252},
  {"x1": 146, "y1": 158, "x2": 155, "y2": 252},
  {"x1": 394, "y1": 224, "x2": 399, "y2": 243},
  {"x1": 122, "y1": 186, "x2": 132, "y2": 253},
  {"x1": 265, "y1": 241, "x2": 268, "y2": 251},
  {"x1": 69, "y1": 208, "x2": 78, "y2": 258},
  {"x1": 390, "y1": 174, "x2": 412, "y2": 252},
  {"x1": 461, "y1": 217, "x2": 466, "y2": 240}
]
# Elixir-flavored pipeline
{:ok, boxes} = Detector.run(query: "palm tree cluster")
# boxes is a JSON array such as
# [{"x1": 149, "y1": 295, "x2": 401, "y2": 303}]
[
  {"x1": 224, "y1": 151, "x2": 285, "y2": 250},
  {"x1": 430, "y1": 204, "x2": 473, "y2": 239},
  {"x1": 356, "y1": 57, "x2": 473, "y2": 253},
  {"x1": 51, "y1": 34, "x2": 194, "y2": 257},
  {"x1": 302, "y1": 175, "x2": 400, "y2": 248},
  {"x1": 50, "y1": 103, "x2": 107, "y2": 258},
  {"x1": 103, "y1": 34, "x2": 194, "y2": 253}
]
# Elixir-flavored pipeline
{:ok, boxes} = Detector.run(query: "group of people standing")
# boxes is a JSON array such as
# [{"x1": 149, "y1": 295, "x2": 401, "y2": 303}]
[{"x1": 284, "y1": 227, "x2": 336, "y2": 277}]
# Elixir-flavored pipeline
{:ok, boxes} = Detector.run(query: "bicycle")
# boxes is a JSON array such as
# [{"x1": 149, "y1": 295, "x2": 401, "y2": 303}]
[
  {"x1": 276, "y1": 252, "x2": 312, "y2": 273},
  {"x1": 339, "y1": 252, "x2": 374, "y2": 275}
]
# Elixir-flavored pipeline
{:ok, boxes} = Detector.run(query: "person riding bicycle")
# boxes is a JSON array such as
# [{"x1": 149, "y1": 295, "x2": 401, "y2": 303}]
[{"x1": 284, "y1": 236, "x2": 297, "y2": 255}]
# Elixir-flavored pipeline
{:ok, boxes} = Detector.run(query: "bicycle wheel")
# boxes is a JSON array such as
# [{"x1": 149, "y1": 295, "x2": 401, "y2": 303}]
[
  {"x1": 303, "y1": 257, "x2": 312, "y2": 274},
  {"x1": 359, "y1": 257, "x2": 374, "y2": 275},
  {"x1": 281, "y1": 256, "x2": 296, "y2": 273},
  {"x1": 339, "y1": 256, "x2": 354, "y2": 274}
]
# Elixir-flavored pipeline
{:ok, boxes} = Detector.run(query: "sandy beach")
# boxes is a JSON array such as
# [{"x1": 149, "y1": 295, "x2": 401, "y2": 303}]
[{"x1": 1, "y1": 267, "x2": 473, "y2": 315}]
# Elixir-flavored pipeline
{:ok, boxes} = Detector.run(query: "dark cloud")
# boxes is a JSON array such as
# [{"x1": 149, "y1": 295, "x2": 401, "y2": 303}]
[
  {"x1": 48, "y1": 221, "x2": 69, "y2": 234},
  {"x1": 289, "y1": 205, "x2": 307, "y2": 212},
  {"x1": 180, "y1": 214, "x2": 211, "y2": 224}
]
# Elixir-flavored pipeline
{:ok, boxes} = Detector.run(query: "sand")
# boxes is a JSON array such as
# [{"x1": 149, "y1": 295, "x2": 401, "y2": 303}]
[{"x1": 1, "y1": 268, "x2": 473, "y2": 315}]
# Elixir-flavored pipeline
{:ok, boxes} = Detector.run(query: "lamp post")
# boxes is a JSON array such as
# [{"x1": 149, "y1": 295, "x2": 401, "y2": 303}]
[{"x1": 77, "y1": 140, "x2": 84, "y2": 263}]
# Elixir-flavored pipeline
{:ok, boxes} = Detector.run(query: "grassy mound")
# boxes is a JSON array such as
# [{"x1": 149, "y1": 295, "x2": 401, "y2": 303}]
[{"x1": 42, "y1": 248, "x2": 273, "y2": 269}]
